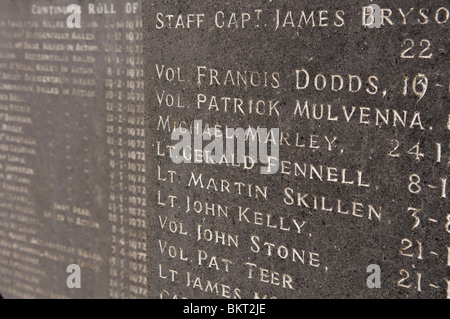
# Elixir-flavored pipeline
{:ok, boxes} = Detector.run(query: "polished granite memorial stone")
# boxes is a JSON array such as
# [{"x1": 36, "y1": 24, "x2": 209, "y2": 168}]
[
  {"x1": 144, "y1": 0, "x2": 449, "y2": 299},
  {"x1": 0, "y1": 0, "x2": 447, "y2": 299}
]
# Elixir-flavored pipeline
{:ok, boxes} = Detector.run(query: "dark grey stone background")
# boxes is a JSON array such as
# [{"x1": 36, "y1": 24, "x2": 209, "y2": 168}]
[
  {"x1": 0, "y1": 0, "x2": 146, "y2": 299},
  {"x1": 144, "y1": 0, "x2": 448, "y2": 298}
]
